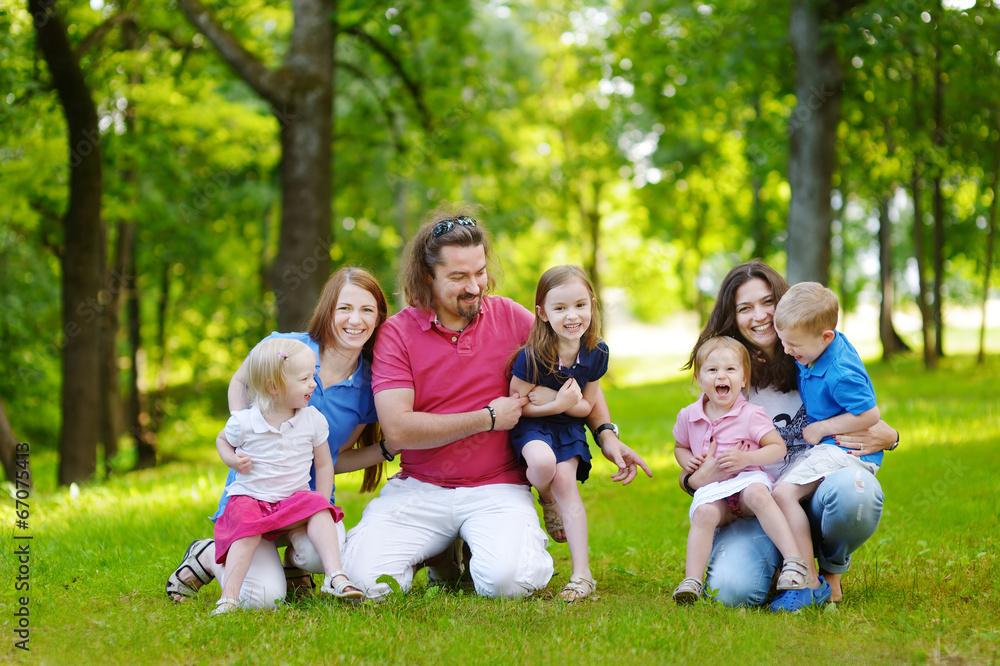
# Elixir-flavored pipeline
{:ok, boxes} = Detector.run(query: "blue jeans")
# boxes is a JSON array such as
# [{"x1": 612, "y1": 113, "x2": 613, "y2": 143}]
[{"x1": 705, "y1": 467, "x2": 884, "y2": 607}]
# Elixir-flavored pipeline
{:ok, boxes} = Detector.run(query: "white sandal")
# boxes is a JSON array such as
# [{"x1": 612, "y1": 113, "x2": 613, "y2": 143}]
[
  {"x1": 320, "y1": 570, "x2": 364, "y2": 600},
  {"x1": 776, "y1": 557, "x2": 809, "y2": 590},
  {"x1": 165, "y1": 539, "x2": 215, "y2": 602},
  {"x1": 559, "y1": 575, "x2": 597, "y2": 602},
  {"x1": 672, "y1": 577, "x2": 704, "y2": 604},
  {"x1": 211, "y1": 597, "x2": 240, "y2": 616}
]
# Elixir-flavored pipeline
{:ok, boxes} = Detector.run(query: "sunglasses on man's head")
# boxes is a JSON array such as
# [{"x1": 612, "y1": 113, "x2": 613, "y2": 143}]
[{"x1": 432, "y1": 216, "x2": 478, "y2": 237}]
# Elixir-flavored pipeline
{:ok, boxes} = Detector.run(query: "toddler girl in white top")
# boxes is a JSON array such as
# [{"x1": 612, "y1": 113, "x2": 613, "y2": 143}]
[{"x1": 212, "y1": 337, "x2": 362, "y2": 614}]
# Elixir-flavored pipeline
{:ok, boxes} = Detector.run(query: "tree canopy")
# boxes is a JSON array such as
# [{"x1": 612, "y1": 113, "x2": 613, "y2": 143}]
[{"x1": 1, "y1": 0, "x2": 997, "y2": 483}]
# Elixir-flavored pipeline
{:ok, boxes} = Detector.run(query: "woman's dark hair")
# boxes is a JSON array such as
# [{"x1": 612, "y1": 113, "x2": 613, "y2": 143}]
[{"x1": 684, "y1": 259, "x2": 798, "y2": 393}]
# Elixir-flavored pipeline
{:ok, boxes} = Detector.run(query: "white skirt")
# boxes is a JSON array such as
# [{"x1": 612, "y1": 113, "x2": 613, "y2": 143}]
[
  {"x1": 689, "y1": 470, "x2": 773, "y2": 522},
  {"x1": 777, "y1": 443, "x2": 879, "y2": 486}
]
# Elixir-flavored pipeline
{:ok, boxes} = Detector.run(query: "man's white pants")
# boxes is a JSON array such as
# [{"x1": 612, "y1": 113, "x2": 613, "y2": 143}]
[{"x1": 342, "y1": 477, "x2": 553, "y2": 599}]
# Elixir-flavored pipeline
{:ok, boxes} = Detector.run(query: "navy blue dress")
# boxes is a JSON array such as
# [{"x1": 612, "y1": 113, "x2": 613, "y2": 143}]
[{"x1": 510, "y1": 341, "x2": 610, "y2": 482}]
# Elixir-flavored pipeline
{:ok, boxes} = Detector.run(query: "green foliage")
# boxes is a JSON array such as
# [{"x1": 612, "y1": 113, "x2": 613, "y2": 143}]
[
  {"x1": 1, "y1": 0, "x2": 999, "y2": 462},
  {"x1": 3, "y1": 354, "x2": 998, "y2": 663}
]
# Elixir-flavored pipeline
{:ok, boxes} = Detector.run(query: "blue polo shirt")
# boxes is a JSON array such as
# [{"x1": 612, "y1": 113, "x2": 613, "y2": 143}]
[
  {"x1": 211, "y1": 331, "x2": 378, "y2": 520},
  {"x1": 796, "y1": 331, "x2": 881, "y2": 465}
]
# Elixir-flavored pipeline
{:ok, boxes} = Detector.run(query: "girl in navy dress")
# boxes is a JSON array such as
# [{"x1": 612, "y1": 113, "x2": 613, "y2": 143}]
[{"x1": 509, "y1": 265, "x2": 608, "y2": 602}]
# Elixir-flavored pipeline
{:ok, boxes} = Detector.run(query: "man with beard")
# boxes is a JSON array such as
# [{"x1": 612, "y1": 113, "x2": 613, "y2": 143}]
[{"x1": 342, "y1": 204, "x2": 650, "y2": 599}]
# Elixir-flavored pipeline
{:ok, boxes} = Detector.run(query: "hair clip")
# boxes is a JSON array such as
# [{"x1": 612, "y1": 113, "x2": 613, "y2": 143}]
[{"x1": 278, "y1": 352, "x2": 288, "y2": 360}]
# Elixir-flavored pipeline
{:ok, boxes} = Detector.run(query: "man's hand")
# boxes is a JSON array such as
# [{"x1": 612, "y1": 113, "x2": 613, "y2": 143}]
[
  {"x1": 489, "y1": 393, "x2": 530, "y2": 431},
  {"x1": 597, "y1": 432, "x2": 652, "y2": 486}
]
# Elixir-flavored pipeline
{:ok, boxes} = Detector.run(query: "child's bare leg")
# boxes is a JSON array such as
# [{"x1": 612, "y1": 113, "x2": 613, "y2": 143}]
[
  {"x1": 551, "y1": 459, "x2": 589, "y2": 582},
  {"x1": 303, "y1": 512, "x2": 362, "y2": 599},
  {"x1": 685, "y1": 501, "x2": 729, "y2": 580},
  {"x1": 739, "y1": 484, "x2": 801, "y2": 560},
  {"x1": 219, "y1": 535, "x2": 262, "y2": 603},
  {"x1": 522, "y1": 440, "x2": 557, "y2": 501},
  {"x1": 522, "y1": 440, "x2": 564, "y2": 542},
  {"x1": 773, "y1": 480, "x2": 823, "y2": 588}
]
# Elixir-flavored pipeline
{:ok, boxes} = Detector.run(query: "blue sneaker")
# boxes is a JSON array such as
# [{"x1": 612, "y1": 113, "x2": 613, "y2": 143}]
[{"x1": 769, "y1": 576, "x2": 832, "y2": 612}]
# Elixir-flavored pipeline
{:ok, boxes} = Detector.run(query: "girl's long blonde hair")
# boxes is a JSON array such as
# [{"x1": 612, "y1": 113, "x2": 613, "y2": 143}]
[{"x1": 519, "y1": 265, "x2": 602, "y2": 384}]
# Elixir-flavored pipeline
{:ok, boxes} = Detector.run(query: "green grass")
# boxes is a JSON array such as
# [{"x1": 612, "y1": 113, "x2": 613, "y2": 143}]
[{"x1": 2, "y1": 353, "x2": 999, "y2": 664}]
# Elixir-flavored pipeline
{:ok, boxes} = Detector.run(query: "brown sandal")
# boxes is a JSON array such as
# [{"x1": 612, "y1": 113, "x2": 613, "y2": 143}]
[{"x1": 539, "y1": 499, "x2": 567, "y2": 543}]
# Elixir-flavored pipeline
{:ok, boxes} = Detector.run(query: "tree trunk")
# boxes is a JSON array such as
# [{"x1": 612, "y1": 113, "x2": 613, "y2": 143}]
[
  {"x1": 177, "y1": 0, "x2": 336, "y2": 332},
  {"x1": 98, "y1": 220, "x2": 130, "y2": 469},
  {"x1": 931, "y1": 43, "x2": 946, "y2": 358},
  {"x1": 931, "y1": 176, "x2": 945, "y2": 357},
  {"x1": 979, "y1": 141, "x2": 998, "y2": 365},
  {"x1": 583, "y1": 180, "x2": 602, "y2": 299},
  {"x1": 748, "y1": 93, "x2": 772, "y2": 258},
  {"x1": 128, "y1": 241, "x2": 158, "y2": 469},
  {"x1": 878, "y1": 193, "x2": 910, "y2": 359},
  {"x1": 31, "y1": 0, "x2": 106, "y2": 485},
  {"x1": 786, "y1": 0, "x2": 854, "y2": 285},
  {"x1": 912, "y1": 163, "x2": 936, "y2": 370},
  {"x1": 0, "y1": 397, "x2": 25, "y2": 486}
]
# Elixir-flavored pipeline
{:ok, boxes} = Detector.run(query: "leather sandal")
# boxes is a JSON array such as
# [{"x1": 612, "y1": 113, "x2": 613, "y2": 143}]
[
  {"x1": 211, "y1": 597, "x2": 240, "y2": 616},
  {"x1": 776, "y1": 556, "x2": 809, "y2": 590},
  {"x1": 672, "y1": 577, "x2": 704, "y2": 604},
  {"x1": 284, "y1": 565, "x2": 316, "y2": 599},
  {"x1": 165, "y1": 539, "x2": 215, "y2": 602},
  {"x1": 559, "y1": 575, "x2": 597, "y2": 602},
  {"x1": 540, "y1": 499, "x2": 567, "y2": 543},
  {"x1": 321, "y1": 570, "x2": 364, "y2": 601}
]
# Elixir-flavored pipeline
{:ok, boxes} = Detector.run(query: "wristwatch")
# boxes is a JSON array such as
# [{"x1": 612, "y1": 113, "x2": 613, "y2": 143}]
[
  {"x1": 592, "y1": 423, "x2": 619, "y2": 442},
  {"x1": 888, "y1": 431, "x2": 900, "y2": 452}
]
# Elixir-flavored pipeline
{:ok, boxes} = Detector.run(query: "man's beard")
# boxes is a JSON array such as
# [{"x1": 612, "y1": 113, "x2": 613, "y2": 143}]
[{"x1": 456, "y1": 294, "x2": 481, "y2": 320}]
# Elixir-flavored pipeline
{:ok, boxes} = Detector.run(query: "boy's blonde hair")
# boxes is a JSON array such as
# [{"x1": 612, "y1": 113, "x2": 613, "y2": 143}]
[
  {"x1": 693, "y1": 336, "x2": 752, "y2": 386},
  {"x1": 774, "y1": 281, "x2": 839, "y2": 336},
  {"x1": 246, "y1": 338, "x2": 313, "y2": 414}
]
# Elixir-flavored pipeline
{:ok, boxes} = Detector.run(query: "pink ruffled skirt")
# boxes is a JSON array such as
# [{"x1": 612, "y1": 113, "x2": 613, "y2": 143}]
[{"x1": 214, "y1": 491, "x2": 344, "y2": 564}]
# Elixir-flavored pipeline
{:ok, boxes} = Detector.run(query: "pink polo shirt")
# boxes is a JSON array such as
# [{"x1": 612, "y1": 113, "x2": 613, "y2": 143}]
[
  {"x1": 672, "y1": 393, "x2": 775, "y2": 472},
  {"x1": 372, "y1": 295, "x2": 533, "y2": 487}
]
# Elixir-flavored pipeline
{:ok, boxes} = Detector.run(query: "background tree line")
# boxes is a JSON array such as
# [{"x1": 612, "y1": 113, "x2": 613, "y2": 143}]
[{"x1": 1, "y1": 0, "x2": 997, "y2": 485}]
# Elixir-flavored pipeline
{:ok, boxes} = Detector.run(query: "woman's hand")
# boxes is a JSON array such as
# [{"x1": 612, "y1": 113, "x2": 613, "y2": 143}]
[
  {"x1": 835, "y1": 419, "x2": 899, "y2": 456},
  {"x1": 687, "y1": 439, "x2": 739, "y2": 490}
]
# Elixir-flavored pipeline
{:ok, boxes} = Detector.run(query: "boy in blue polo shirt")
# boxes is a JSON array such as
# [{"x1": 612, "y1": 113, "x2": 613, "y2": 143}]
[{"x1": 768, "y1": 281, "x2": 881, "y2": 611}]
